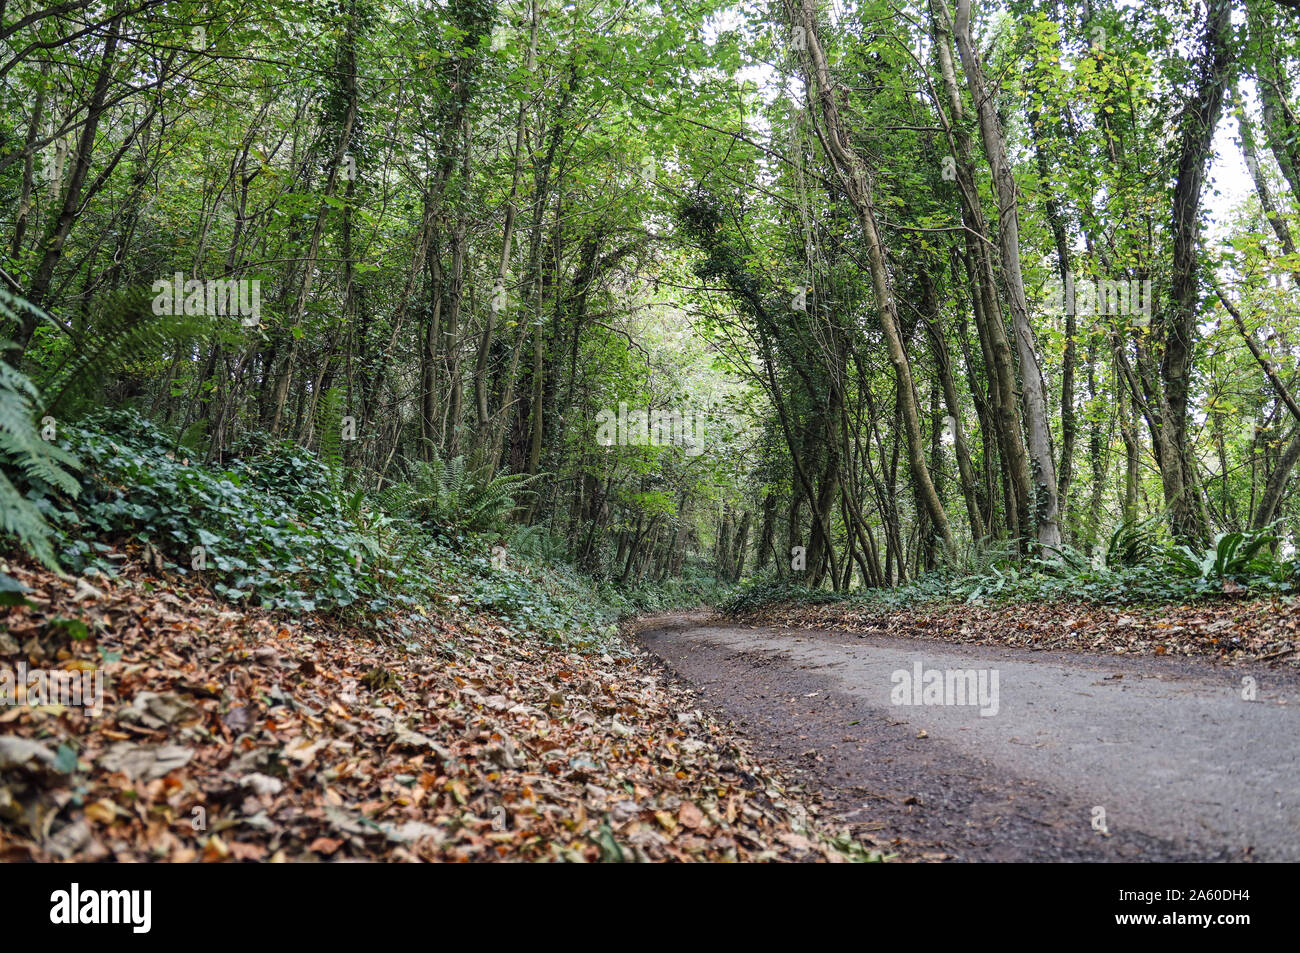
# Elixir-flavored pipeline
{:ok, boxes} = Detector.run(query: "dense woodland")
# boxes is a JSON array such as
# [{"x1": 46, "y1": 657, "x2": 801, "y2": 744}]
[{"x1": 4, "y1": 0, "x2": 1300, "y2": 603}]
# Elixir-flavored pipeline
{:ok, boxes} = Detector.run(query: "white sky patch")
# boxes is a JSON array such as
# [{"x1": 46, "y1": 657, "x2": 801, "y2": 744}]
[
  {"x1": 696, "y1": 2, "x2": 1265, "y2": 250},
  {"x1": 1207, "y1": 84, "x2": 1267, "y2": 244}
]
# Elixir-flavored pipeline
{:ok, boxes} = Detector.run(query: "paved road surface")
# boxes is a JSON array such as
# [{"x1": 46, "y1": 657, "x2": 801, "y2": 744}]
[{"x1": 637, "y1": 614, "x2": 1300, "y2": 862}]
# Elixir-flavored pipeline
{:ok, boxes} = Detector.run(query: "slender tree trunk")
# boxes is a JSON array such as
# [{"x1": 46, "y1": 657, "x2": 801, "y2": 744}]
[
  {"x1": 22, "y1": 16, "x2": 121, "y2": 344},
  {"x1": 950, "y1": 0, "x2": 1061, "y2": 549},
  {"x1": 1157, "y1": 0, "x2": 1233, "y2": 541},
  {"x1": 920, "y1": 270, "x2": 984, "y2": 541},
  {"x1": 930, "y1": 0, "x2": 1031, "y2": 546},
  {"x1": 10, "y1": 63, "x2": 48, "y2": 261},
  {"x1": 790, "y1": 0, "x2": 955, "y2": 555}
]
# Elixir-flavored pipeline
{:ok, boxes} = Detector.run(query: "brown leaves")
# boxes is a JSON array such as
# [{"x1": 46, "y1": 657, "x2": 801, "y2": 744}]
[
  {"x1": 0, "y1": 558, "x2": 856, "y2": 863},
  {"x1": 308, "y1": 836, "x2": 343, "y2": 856},
  {"x1": 99, "y1": 742, "x2": 194, "y2": 782},
  {"x1": 734, "y1": 598, "x2": 1300, "y2": 666},
  {"x1": 677, "y1": 800, "x2": 705, "y2": 830}
]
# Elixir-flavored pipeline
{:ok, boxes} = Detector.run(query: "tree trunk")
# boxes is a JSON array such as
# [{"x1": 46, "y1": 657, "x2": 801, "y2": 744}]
[
  {"x1": 1157, "y1": 0, "x2": 1233, "y2": 542},
  {"x1": 789, "y1": 0, "x2": 955, "y2": 556},
  {"x1": 950, "y1": 0, "x2": 1061, "y2": 549}
]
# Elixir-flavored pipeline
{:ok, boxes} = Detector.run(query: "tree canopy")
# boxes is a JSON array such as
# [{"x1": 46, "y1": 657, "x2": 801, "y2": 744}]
[{"x1": 4, "y1": 0, "x2": 1300, "y2": 597}]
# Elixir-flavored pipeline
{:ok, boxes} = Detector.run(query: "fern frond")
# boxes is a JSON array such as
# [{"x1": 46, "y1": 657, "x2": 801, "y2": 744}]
[
  {"x1": 0, "y1": 330, "x2": 80, "y2": 568},
  {"x1": 0, "y1": 473, "x2": 58, "y2": 566},
  {"x1": 379, "y1": 452, "x2": 540, "y2": 533},
  {"x1": 315, "y1": 386, "x2": 346, "y2": 475},
  {"x1": 36, "y1": 287, "x2": 214, "y2": 417}
]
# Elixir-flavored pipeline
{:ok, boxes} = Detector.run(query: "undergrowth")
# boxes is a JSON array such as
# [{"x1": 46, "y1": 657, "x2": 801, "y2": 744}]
[
  {"x1": 721, "y1": 525, "x2": 1300, "y2": 615},
  {"x1": 21, "y1": 410, "x2": 714, "y2": 645}
]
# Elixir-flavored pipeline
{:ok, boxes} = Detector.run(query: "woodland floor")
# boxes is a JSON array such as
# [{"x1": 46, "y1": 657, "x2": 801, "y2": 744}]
[
  {"x1": 725, "y1": 597, "x2": 1300, "y2": 666},
  {"x1": 637, "y1": 610, "x2": 1300, "y2": 862},
  {"x1": 0, "y1": 561, "x2": 864, "y2": 863},
  {"x1": 7, "y1": 563, "x2": 1299, "y2": 863}
]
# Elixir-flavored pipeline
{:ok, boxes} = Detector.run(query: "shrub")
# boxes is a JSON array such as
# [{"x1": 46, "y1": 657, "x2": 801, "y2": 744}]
[
  {"x1": 58, "y1": 411, "x2": 410, "y2": 614},
  {"x1": 382, "y1": 452, "x2": 540, "y2": 535}
]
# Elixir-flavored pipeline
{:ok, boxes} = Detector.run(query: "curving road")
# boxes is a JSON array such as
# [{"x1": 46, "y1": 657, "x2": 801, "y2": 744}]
[{"x1": 636, "y1": 613, "x2": 1300, "y2": 862}]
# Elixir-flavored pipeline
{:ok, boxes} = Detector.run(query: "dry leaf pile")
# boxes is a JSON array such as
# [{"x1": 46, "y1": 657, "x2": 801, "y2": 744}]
[
  {"x1": 0, "y1": 559, "x2": 870, "y2": 862},
  {"x1": 728, "y1": 598, "x2": 1300, "y2": 664}
]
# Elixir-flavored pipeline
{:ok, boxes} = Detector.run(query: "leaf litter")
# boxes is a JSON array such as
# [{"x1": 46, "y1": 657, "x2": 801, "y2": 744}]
[
  {"x1": 0, "y1": 559, "x2": 880, "y2": 863},
  {"x1": 727, "y1": 597, "x2": 1300, "y2": 665}
]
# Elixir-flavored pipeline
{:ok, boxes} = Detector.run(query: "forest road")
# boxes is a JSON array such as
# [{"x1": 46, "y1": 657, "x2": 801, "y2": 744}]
[{"x1": 635, "y1": 613, "x2": 1300, "y2": 862}]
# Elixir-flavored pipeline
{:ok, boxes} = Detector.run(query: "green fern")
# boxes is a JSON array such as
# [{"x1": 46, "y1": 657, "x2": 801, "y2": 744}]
[
  {"x1": 1165, "y1": 528, "x2": 1280, "y2": 582},
  {"x1": 0, "y1": 286, "x2": 48, "y2": 340},
  {"x1": 315, "y1": 385, "x2": 347, "y2": 474},
  {"x1": 35, "y1": 287, "x2": 213, "y2": 417},
  {"x1": 0, "y1": 342, "x2": 80, "y2": 568},
  {"x1": 1106, "y1": 513, "x2": 1165, "y2": 569},
  {"x1": 383, "y1": 450, "x2": 539, "y2": 533}
]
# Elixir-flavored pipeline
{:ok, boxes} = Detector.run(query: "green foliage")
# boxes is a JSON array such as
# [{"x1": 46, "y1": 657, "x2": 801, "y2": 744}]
[
  {"x1": 0, "y1": 287, "x2": 48, "y2": 340},
  {"x1": 1106, "y1": 515, "x2": 1165, "y2": 569},
  {"x1": 466, "y1": 557, "x2": 619, "y2": 645},
  {"x1": 59, "y1": 411, "x2": 400, "y2": 614},
  {"x1": 505, "y1": 523, "x2": 570, "y2": 563},
  {"x1": 620, "y1": 559, "x2": 735, "y2": 613},
  {"x1": 0, "y1": 343, "x2": 80, "y2": 568},
  {"x1": 1164, "y1": 529, "x2": 1288, "y2": 586},
  {"x1": 0, "y1": 571, "x2": 33, "y2": 606},
  {"x1": 382, "y1": 451, "x2": 539, "y2": 534},
  {"x1": 46, "y1": 616, "x2": 90, "y2": 642},
  {"x1": 718, "y1": 577, "x2": 839, "y2": 614},
  {"x1": 33, "y1": 288, "x2": 212, "y2": 418},
  {"x1": 4, "y1": 0, "x2": 1300, "y2": 642},
  {"x1": 721, "y1": 521, "x2": 1300, "y2": 614},
  {"x1": 314, "y1": 386, "x2": 347, "y2": 473},
  {"x1": 41, "y1": 413, "x2": 709, "y2": 644}
]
